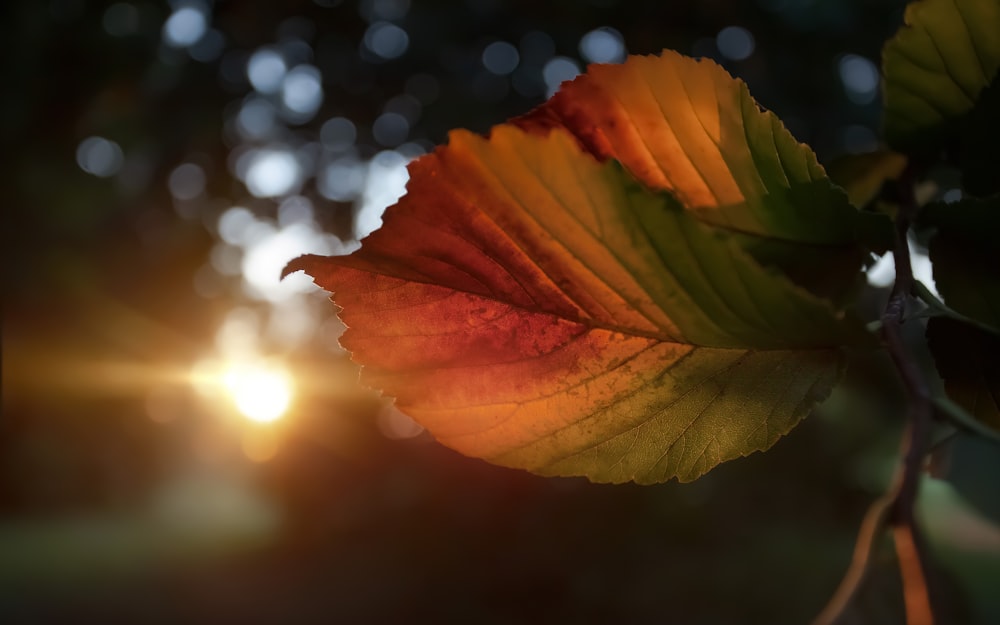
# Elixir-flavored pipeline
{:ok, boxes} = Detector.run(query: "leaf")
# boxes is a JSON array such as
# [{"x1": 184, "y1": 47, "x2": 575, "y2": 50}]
[
  {"x1": 919, "y1": 197, "x2": 1000, "y2": 330},
  {"x1": 928, "y1": 319, "x2": 1000, "y2": 430},
  {"x1": 882, "y1": 0, "x2": 1000, "y2": 153},
  {"x1": 286, "y1": 124, "x2": 872, "y2": 484},
  {"x1": 920, "y1": 197, "x2": 1000, "y2": 430},
  {"x1": 959, "y1": 74, "x2": 1000, "y2": 197},
  {"x1": 826, "y1": 150, "x2": 907, "y2": 210},
  {"x1": 513, "y1": 50, "x2": 891, "y2": 303}
]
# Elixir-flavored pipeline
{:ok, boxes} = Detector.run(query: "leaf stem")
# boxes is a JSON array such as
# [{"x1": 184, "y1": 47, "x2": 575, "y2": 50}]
[
  {"x1": 811, "y1": 495, "x2": 892, "y2": 625},
  {"x1": 814, "y1": 166, "x2": 937, "y2": 625}
]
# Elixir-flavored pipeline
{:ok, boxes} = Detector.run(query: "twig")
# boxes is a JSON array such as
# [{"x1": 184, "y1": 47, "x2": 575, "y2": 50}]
[
  {"x1": 811, "y1": 496, "x2": 893, "y2": 625},
  {"x1": 881, "y1": 165, "x2": 936, "y2": 625},
  {"x1": 813, "y1": 166, "x2": 936, "y2": 625}
]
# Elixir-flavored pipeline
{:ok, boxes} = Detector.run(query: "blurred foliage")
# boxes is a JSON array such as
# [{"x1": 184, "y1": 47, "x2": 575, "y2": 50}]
[{"x1": 3, "y1": 0, "x2": 998, "y2": 623}]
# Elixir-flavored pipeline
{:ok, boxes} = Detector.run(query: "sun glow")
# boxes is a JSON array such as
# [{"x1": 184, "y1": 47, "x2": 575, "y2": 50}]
[{"x1": 221, "y1": 361, "x2": 293, "y2": 423}]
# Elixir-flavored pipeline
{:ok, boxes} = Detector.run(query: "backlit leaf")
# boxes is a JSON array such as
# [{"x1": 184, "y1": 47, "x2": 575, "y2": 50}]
[
  {"x1": 826, "y1": 150, "x2": 907, "y2": 210},
  {"x1": 882, "y1": 0, "x2": 1000, "y2": 152},
  {"x1": 514, "y1": 50, "x2": 891, "y2": 302},
  {"x1": 287, "y1": 123, "x2": 872, "y2": 484}
]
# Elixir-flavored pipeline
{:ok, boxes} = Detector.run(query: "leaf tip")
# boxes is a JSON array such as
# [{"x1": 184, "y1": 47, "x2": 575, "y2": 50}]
[{"x1": 281, "y1": 254, "x2": 323, "y2": 281}]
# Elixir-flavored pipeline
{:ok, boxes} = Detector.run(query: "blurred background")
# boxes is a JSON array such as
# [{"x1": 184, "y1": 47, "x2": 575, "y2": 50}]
[{"x1": 3, "y1": 0, "x2": 999, "y2": 623}]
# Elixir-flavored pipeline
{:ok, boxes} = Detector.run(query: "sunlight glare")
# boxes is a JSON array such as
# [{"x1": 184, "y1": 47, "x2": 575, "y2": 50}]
[{"x1": 222, "y1": 361, "x2": 293, "y2": 423}]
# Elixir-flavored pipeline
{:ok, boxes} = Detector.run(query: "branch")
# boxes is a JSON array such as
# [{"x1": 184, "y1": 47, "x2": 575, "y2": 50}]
[
  {"x1": 813, "y1": 166, "x2": 936, "y2": 625},
  {"x1": 881, "y1": 169, "x2": 936, "y2": 625}
]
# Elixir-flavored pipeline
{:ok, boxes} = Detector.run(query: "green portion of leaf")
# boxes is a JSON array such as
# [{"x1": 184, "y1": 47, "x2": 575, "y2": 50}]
[
  {"x1": 882, "y1": 0, "x2": 1000, "y2": 152},
  {"x1": 826, "y1": 150, "x2": 908, "y2": 209},
  {"x1": 960, "y1": 75, "x2": 1000, "y2": 197},
  {"x1": 608, "y1": 167, "x2": 873, "y2": 348},
  {"x1": 720, "y1": 92, "x2": 894, "y2": 301}
]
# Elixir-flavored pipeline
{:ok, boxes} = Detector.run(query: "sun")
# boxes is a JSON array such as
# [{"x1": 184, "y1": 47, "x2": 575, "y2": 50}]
[{"x1": 221, "y1": 361, "x2": 293, "y2": 423}]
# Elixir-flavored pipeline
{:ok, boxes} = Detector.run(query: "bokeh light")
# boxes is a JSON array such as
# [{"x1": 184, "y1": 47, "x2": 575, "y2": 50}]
[
  {"x1": 542, "y1": 56, "x2": 582, "y2": 97},
  {"x1": 241, "y1": 149, "x2": 302, "y2": 198},
  {"x1": 579, "y1": 27, "x2": 626, "y2": 64},
  {"x1": 76, "y1": 136, "x2": 124, "y2": 178},
  {"x1": 363, "y1": 21, "x2": 409, "y2": 60},
  {"x1": 838, "y1": 53, "x2": 880, "y2": 104},
  {"x1": 162, "y1": 5, "x2": 207, "y2": 48},
  {"x1": 716, "y1": 26, "x2": 755, "y2": 61},
  {"x1": 281, "y1": 65, "x2": 324, "y2": 121},
  {"x1": 168, "y1": 163, "x2": 206, "y2": 200},
  {"x1": 247, "y1": 48, "x2": 288, "y2": 94},
  {"x1": 482, "y1": 41, "x2": 520, "y2": 75}
]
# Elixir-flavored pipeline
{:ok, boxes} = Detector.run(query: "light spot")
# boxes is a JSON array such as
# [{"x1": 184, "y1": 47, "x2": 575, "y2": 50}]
[
  {"x1": 236, "y1": 98, "x2": 278, "y2": 139},
  {"x1": 76, "y1": 136, "x2": 124, "y2": 177},
  {"x1": 281, "y1": 64, "x2": 324, "y2": 121},
  {"x1": 318, "y1": 156, "x2": 367, "y2": 202},
  {"x1": 579, "y1": 27, "x2": 625, "y2": 64},
  {"x1": 217, "y1": 206, "x2": 256, "y2": 246},
  {"x1": 482, "y1": 41, "x2": 520, "y2": 75},
  {"x1": 320, "y1": 116, "x2": 357, "y2": 151},
  {"x1": 247, "y1": 48, "x2": 287, "y2": 94},
  {"x1": 243, "y1": 149, "x2": 301, "y2": 198},
  {"x1": 716, "y1": 26, "x2": 755, "y2": 61},
  {"x1": 942, "y1": 188, "x2": 962, "y2": 203},
  {"x1": 372, "y1": 112, "x2": 409, "y2": 146},
  {"x1": 209, "y1": 243, "x2": 242, "y2": 276},
  {"x1": 866, "y1": 242, "x2": 938, "y2": 296},
  {"x1": 356, "y1": 150, "x2": 409, "y2": 239},
  {"x1": 241, "y1": 222, "x2": 347, "y2": 301},
  {"x1": 168, "y1": 162, "x2": 206, "y2": 200},
  {"x1": 278, "y1": 195, "x2": 314, "y2": 227},
  {"x1": 839, "y1": 54, "x2": 879, "y2": 105},
  {"x1": 363, "y1": 21, "x2": 409, "y2": 60},
  {"x1": 542, "y1": 56, "x2": 581, "y2": 97},
  {"x1": 163, "y1": 6, "x2": 207, "y2": 48}
]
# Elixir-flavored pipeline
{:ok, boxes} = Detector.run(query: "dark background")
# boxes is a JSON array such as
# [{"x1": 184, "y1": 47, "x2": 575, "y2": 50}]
[{"x1": 4, "y1": 0, "x2": 999, "y2": 623}]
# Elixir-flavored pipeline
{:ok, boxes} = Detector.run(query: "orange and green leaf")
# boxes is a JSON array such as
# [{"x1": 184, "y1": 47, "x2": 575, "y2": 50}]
[
  {"x1": 514, "y1": 50, "x2": 891, "y2": 302},
  {"x1": 287, "y1": 102, "x2": 873, "y2": 483}
]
